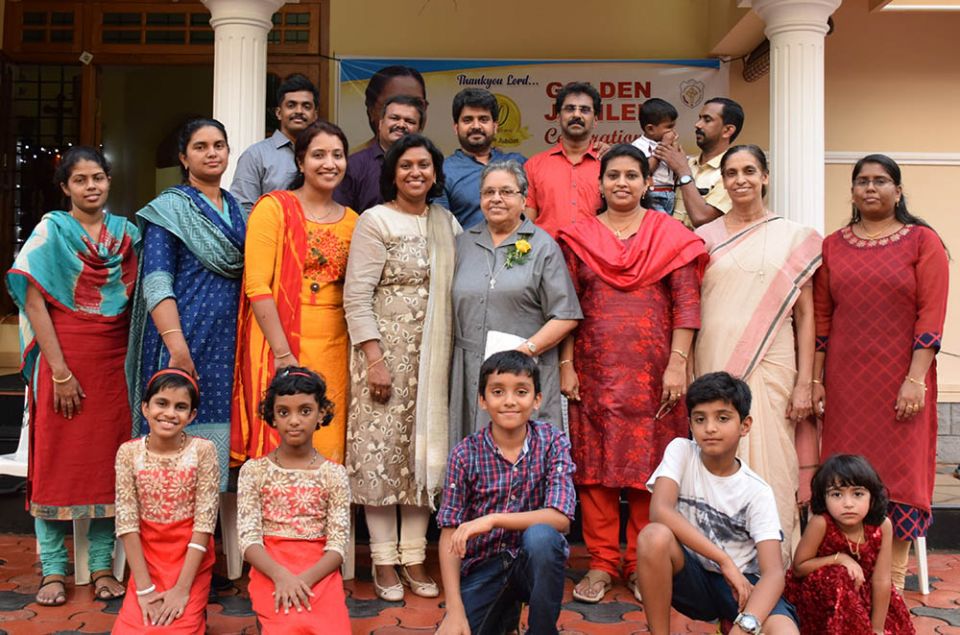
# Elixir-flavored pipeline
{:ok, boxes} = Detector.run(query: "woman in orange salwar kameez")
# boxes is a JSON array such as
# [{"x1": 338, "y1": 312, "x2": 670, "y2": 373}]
[{"x1": 232, "y1": 121, "x2": 358, "y2": 465}]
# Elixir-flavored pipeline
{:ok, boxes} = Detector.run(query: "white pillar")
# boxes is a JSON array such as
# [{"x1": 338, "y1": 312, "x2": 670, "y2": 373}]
[
  {"x1": 752, "y1": 0, "x2": 841, "y2": 234},
  {"x1": 202, "y1": 0, "x2": 289, "y2": 186}
]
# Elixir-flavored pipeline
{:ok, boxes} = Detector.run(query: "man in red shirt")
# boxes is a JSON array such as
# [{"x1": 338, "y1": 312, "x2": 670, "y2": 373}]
[{"x1": 524, "y1": 82, "x2": 602, "y2": 238}]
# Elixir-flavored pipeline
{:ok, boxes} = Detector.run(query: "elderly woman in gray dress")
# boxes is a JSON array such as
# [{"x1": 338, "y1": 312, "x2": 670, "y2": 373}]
[{"x1": 449, "y1": 160, "x2": 582, "y2": 440}]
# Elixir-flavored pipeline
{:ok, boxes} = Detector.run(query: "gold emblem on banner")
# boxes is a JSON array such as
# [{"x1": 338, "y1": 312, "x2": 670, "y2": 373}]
[
  {"x1": 679, "y1": 79, "x2": 705, "y2": 109},
  {"x1": 494, "y1": 93, "x2": 530, "y2": 148}
]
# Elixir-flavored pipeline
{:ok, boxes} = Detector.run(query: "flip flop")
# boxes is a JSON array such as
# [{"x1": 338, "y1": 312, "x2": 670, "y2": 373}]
[
  {"x1": 91, "y1": 570, "x2": 125, "y2": 601},
  {"x1": 572, "y1": 569, "x2": 612, "y2": 604},
  {"x1": 36, "y1": 574, "x2": 67, "y2": 606}
]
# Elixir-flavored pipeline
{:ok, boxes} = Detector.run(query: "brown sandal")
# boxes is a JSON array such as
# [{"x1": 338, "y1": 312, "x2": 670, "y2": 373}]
[
  {"x1": 572, "y1": 569, "x2": 612, "y2": 603},
  {"x1": 91, "y1": 569, "x2": 125, "y2": 600},
  {"x1": 36, "y1": 574, "x2": 67, "y2": 606}
]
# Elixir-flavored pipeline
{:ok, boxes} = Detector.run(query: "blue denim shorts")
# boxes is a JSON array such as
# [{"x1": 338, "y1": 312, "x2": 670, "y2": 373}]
[{"x1": 671, "y1": 547, "x2": 798, "y2": 625}]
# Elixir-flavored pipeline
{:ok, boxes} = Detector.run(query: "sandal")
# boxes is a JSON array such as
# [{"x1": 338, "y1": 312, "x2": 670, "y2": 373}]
[
  {"x1": 572, "y1": 569, "x2": 612, "y2": 604},
  {"x1": 91, "y1": 569, "x2": 125, "y2": 601},
  {"x1": 626, "y1": 571, "x2": 643, "y2": 603},
  {"x1": 36, "y1": 574, "x2": 67, "y2": 606}
]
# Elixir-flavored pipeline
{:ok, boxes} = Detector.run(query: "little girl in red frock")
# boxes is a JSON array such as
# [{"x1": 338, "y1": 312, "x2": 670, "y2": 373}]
[
  {"x1": 786, "y1": 454, "x2": 915, "y2": 634},
  {"x1": 238, "y1": 366, "x2": 351, "y2": 634},
  {"x1": 112, "y1": 369, "x2": 219, "y2": 633}
]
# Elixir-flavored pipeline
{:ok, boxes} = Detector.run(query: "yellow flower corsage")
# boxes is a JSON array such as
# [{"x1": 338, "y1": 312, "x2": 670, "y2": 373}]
[{"x1": 505, "y1": 234, "x2": 533, "y2": 268}]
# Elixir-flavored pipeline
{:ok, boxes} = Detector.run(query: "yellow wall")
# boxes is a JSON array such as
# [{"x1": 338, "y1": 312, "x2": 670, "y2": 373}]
[{"x1": 328, "y1": 0, "x2": 960, "y2": 395}]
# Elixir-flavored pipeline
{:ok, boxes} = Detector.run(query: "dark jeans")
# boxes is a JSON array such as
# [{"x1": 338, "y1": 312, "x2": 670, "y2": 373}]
[{"x1": 460, "y1": 524, "x2": 568, "y2": 635}]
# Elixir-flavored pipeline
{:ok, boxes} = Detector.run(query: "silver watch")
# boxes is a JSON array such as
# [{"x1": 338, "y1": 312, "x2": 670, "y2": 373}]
[
  {"x1": 677, "y1": 174, "x2": 694, "y2": 186},
  {"x1": 524, "y1": 340, "x2": 538, "y2": 354},
  {"x1": 734, "y1": 612, "x2": 761, "y2": 635}
]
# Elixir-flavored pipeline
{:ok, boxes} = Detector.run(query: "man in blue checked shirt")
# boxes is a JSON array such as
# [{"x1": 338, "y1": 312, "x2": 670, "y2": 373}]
[{"x1": 436, "y1": 351, "x2": 576, "y2": 635}]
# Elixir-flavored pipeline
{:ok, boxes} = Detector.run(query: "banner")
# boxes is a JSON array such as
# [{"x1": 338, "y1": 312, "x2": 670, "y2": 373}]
[{"x1": 336, "y1": 58, "x2": 728, "y2": 157}]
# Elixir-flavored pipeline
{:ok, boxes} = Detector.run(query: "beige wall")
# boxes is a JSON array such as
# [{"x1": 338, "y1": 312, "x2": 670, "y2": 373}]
[{"x1": 327, "y1": 0, "x2": 960, "y2": 395}]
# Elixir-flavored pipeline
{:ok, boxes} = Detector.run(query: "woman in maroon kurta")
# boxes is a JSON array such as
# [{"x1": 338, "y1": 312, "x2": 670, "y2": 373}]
[
  {"x1": 813, "y1": 154, "x2": 949, "y2": 590},
  {"x1": 557, "y1": 144, "x2": 707, "y2": 603}
]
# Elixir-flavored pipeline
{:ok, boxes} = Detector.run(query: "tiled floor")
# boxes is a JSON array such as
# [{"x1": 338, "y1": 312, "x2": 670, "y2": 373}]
[{"x1": 1, "y1": 536, "x2": 959, "y2": 634}]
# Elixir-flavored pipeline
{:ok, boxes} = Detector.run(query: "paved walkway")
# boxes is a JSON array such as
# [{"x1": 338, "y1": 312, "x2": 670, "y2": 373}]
[{"x1": 0, "y1": 536, "x2": 958, "y2": 634}]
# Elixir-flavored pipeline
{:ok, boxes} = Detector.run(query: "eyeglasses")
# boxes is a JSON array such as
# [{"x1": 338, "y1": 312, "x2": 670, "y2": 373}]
[
  {"x1": 480, "y1": 188, "x2": 523, "y2": 199},
  {"x1": 561, "y1": 104, "x2": 594, "y2": 115},
  {"x1": 853, "y1": 177, "x2": 895, "y2": 188}
]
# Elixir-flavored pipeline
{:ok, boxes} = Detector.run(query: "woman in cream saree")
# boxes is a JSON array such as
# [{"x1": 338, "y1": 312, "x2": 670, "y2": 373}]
[{"x1": 694, "y1": 146, "x2": 822, "y2": 563}]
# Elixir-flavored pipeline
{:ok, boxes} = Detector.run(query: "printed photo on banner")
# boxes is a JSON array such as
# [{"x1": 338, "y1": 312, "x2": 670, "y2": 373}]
[{"x1": 336, "y1": 58, "x2": 729, "y2": 157}]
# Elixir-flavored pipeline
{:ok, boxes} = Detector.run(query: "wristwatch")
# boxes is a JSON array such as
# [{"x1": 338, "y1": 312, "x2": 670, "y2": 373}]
[
  {"x1": 677, "y1": 174, "x2": 694, "y2": 186},
  {"x1": 734, "y1": 612, "x2": 761, "y2": 635},
  {"x1": 524, "y1": 340, "x2": 538, "y2": 354}
]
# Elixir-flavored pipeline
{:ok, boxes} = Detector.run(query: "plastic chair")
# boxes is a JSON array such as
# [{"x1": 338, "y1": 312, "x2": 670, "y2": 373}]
[
  {"x1": 219, "y1": 492, "x2": 243, "y2": 580},
  {"x1": 0, "y1": 411, "x2": 125, "y2": 585},
  {"x1": 915, "y1": 536, "x2": 930, "y2": 595}
]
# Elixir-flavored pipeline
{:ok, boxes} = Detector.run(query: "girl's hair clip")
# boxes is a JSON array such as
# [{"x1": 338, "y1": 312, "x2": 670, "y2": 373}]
[{"x1": 283, "y1": 370, "x2": 313, "y2": 379}]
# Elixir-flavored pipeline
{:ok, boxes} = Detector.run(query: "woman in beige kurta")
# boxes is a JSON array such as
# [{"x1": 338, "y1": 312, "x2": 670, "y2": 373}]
[{"x1": 343, "y1": 134, "x2": 460, "y2": 600}]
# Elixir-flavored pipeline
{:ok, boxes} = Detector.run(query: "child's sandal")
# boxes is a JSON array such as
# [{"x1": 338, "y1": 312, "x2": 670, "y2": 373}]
[
  {"x1": 572, "y1": 569, "x2": 612, "y2": 604},
  {"x1": 626, "y1": 571, "x2": 643, "y2": 603},
  {"x1": 36, "y1": 574, "x2": 67, "y2": 606}
]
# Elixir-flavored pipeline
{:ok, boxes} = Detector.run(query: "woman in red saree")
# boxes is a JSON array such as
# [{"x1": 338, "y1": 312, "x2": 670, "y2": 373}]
[
  {"x1": 6, "y1": 146, "x2": 139, "y2": 605},
  {"x1": 814, "y1": 154, "x2": 948, "y2": 590},
  {"x1": 112, "y1": 370, "x2": 219, "y2": 633},
  {"x1": 694, "y1": 145, "x2": 822, "y2": 565},
  {"x1": 557, "y1": 144, "x2": 707, "y2": 603}
]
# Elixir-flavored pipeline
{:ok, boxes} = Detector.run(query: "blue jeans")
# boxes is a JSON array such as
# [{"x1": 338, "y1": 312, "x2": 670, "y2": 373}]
[
  {"x1": 460, "y1": 524, "x2": 569, "y2": 635},
  {"x1": 645, "y1": 190, "x2": 676, "y2": 215}
]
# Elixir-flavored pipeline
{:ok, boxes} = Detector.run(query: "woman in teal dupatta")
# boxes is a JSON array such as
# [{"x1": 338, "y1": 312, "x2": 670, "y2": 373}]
[
  {"x1": 6, "y1": 147, "x2": 139, "y2": 605},
  {"x1": 127, "y1": 118, "x2": 246, "y2": 491}
]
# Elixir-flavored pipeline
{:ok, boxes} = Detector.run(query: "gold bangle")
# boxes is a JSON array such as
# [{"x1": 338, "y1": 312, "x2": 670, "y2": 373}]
[
  {"x1": 811, "y1": 379, "x2": 823, "y2": 385},
  {"x1": 671, "y1": 348, "x2": 688, "y2": 360},
  {"x1": 559, "y1": 359, "x2": 573, "y2": 367},
  {"x1": 159, "y1": 328, "x2": 182, "y2": 337},
  {"x1": 275, "y1": 351, "x2": 293, "y2": 360},
  {"x1": 51, "y1": 372, "x2": 73, "y2": 384},
  {"x1": 367, "y1": 356, "x2": 385, "y2": 372},
  {"x1": 906, "y1": 376, "x2": 926, "y2": 388}
]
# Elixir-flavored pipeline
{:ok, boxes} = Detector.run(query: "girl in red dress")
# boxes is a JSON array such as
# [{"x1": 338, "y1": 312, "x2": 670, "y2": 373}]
[
  {"x1": 238, "y1": 367, "x2": 351, "y2": 634},
  {"x1": 786, "y1": 455, "x2": 914, "y2": 634},
  {"x1": 113, "y1": 369, "x2": 219, "y2": 633}
]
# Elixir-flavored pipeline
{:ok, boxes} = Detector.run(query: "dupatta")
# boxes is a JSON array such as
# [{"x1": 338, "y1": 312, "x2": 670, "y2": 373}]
[
  {"x1": 7, "y1": 211, "x2": 140, "y2": 382},
  {"x1": 126, "y1": 185, "x2": 246, "y2": 425},
  {"x1": 555, "y1": 211, "x2": 708, "y2": 291},
  {"x1": 231, "y1": 190, "x2": 308, "y2": 462}
]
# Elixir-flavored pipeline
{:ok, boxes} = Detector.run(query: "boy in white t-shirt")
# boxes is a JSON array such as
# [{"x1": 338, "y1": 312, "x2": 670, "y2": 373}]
[
  {"x1": 636, "y1": 372, "x2": 799, "y2": 635},
  {"x1": 631, "y1": 98, "x2": 679, "y2": 214}
]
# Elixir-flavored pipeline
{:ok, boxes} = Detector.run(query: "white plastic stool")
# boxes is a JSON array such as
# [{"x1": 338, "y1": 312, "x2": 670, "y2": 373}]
[
  {"x1": 219, "y1": 492, "x2": 243, "y2": 580},
  {"x1": 0, "y1": 409, "x2": 125, "y2": 585},
  {"x1": 915, "y1": 536, "x2": 930, "y2": 595},
  {"x1": 342, "y1": 505, "x2": 356, "y2": 581}
]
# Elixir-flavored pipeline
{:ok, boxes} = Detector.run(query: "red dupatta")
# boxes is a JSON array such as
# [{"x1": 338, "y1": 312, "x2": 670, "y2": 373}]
[
  {"x1": 231, "y1": 191, "x2": 308, "y2": 463},
  {"x1": 556, "y1": 211, "x2": 708, "y2": 290}
]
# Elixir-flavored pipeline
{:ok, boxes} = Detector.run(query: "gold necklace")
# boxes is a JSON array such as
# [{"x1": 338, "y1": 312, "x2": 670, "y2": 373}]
[
  {"x1": 845, "y1": 527, "x2": 865, "y2": 560},
  {"x1": 273, "y1": 448, "x2": 318, "y2": 469},
  {"x1": 144, "y1": 430, "x2": 186, "y2": 456},
  {"x1": 727, "y1": 217, "x2": 769, "y2": 281},
  {"x1": 858, "y1": 219, "x2": 900, "y2": 240},
  {"x1": 603, "y1": 209, "x2": 644, "y2": 238}
]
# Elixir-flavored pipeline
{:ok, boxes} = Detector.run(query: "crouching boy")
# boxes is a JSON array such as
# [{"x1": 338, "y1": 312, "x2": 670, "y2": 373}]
[
  {"x1": 636, "y1": 371, "x2": 799, "y2": 635},
  {"x1": 436, "y1": 351, "x2": 576, "y2": 635}
]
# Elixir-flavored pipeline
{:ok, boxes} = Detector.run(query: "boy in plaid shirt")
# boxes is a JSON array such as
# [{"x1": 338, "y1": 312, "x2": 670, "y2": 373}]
[{"x1": 436, "y1": 351, "x2": 576, "y2": 635}]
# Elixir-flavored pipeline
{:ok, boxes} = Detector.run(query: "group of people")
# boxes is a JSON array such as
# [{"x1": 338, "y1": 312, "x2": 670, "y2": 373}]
[{"x1": 5, "y1": 67, "x2": 947, "y2": 635}]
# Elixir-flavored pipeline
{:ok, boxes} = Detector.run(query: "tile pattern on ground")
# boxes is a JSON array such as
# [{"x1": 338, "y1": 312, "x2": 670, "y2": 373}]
[{"x1": 0, "y1": 536, "x2": 958, "y2": 633}]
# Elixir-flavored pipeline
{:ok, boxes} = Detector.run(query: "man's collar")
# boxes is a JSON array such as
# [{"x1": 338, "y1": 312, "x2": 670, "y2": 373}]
[
  {"x1": 551, "y1": 140, "x2": 598, "y2": 161},
  {"x1": 272, "y1": 129, "x2": 294, "y2": 148}
]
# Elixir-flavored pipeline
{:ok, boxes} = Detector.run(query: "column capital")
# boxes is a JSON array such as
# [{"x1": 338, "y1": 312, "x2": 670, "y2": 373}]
[
  {"x1": 202, "y1": 0, "x2": 290, "y2": 30},
  {"x1": 752, "y1": 0, "x2": 842, "y2": 37}
]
